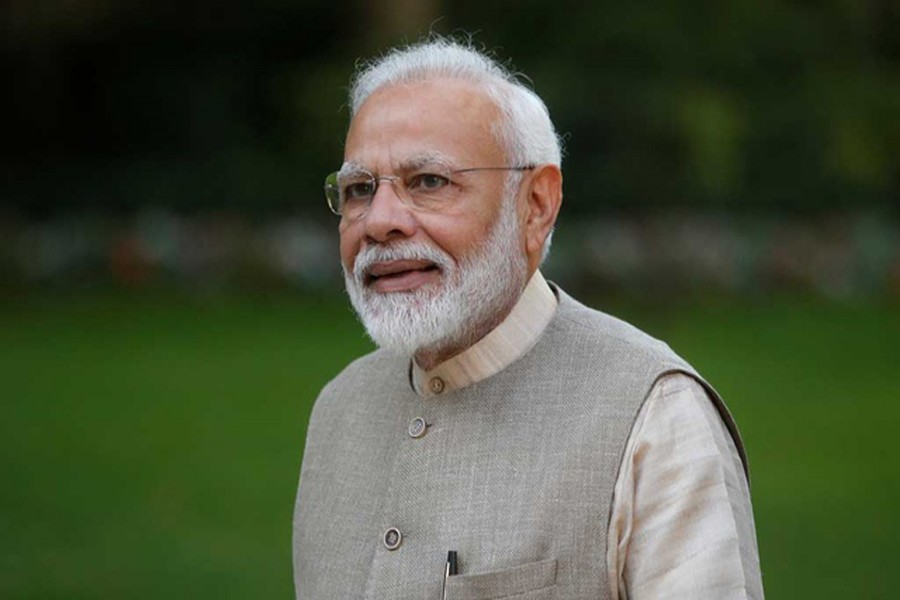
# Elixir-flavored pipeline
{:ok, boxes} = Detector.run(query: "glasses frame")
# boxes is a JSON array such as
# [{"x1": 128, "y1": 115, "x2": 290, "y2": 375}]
[{"x1": 324, "y1": 165, "x2": 535, "y2": 217}]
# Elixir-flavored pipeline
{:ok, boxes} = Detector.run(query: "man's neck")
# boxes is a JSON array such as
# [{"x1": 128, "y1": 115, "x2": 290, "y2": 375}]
[
  {"x1": 413, "y1": 290, "x2": 519, "y2": 371},
  {"x1": 409, "y1": 269, "x2": 558, "y2": 397}
]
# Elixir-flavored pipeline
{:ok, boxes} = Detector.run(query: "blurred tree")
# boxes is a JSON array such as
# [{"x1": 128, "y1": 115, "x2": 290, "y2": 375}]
[
  {"x1": 0, "y1": 0, "x2": 896, "y2": 215},
  {"x1": 364, "y1": 0, "x2": 442, "y2": 49}
]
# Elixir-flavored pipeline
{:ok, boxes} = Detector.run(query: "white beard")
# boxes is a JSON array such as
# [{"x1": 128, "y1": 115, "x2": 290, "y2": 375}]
[{"x1": 343, "y1": 194, "x2": 528, "y2": 358}]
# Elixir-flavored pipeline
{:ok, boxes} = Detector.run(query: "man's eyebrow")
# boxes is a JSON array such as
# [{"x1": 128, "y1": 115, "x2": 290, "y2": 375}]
[
  {"x1": 337, "y1": 162, "x2": 369, "y2": 178},
  {"x1": 339, "y1": 152, "x2": 455, "y2": 178},
  {"x1": 398, "y1": 152, "x2": 454, "y2": 172}
]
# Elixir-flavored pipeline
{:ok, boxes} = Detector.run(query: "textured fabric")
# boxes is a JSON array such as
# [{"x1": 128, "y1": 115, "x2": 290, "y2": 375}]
[
  {"x1": 293, "y1": 287, "x2": 748, "y2": 599},
  {"x1": 411, "y1": 270, "x2": 557, "y2": 397},
  {"x1": 609, "y1": 373, "x2": 763, "y2": 599}
]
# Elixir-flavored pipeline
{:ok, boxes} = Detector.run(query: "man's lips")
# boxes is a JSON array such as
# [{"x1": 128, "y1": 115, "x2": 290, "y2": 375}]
[{"x1": 364, "y1": 259, "x2": 441, "y2": 292}]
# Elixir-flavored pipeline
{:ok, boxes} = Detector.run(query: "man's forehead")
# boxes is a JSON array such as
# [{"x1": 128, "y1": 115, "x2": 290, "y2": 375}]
[
  {"x1": 349, "y1": 79, "x2": 502, "y2": 132},
  {"x1": 343, "y1": 79, "x2": 506, "y2": 172}
]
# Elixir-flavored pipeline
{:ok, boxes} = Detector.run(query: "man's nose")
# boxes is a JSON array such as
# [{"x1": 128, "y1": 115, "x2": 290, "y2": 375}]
[{"x1": 362, "y1": 178, "x2": 417, "y2": 243}]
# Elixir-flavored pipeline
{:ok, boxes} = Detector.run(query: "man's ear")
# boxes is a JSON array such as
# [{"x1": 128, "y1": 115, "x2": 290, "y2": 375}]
[{"x1": 523, "y1": 164, "x2": 563, "y2": 269}]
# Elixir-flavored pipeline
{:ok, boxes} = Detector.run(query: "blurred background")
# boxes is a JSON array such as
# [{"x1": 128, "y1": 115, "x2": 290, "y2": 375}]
[{"x1": 1, "y1": 0, "x2": 897, "y2": 597}]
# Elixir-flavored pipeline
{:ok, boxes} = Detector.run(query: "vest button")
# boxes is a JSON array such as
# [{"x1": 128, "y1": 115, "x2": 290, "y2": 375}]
[
  {"x1": 383, "y1": 527, "x2": 402, "y2": 550},
  {"x1": 408, "y1": 417, "x2": 427, "y2": 438},
  {"x1": 429, "y1": 377, "x2": 445, "y2": 394}
]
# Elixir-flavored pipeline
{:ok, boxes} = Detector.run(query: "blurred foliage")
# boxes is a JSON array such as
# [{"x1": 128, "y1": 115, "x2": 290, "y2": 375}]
[{"x1": 1, "y1": 0, "x2": 897, "y2": 216}]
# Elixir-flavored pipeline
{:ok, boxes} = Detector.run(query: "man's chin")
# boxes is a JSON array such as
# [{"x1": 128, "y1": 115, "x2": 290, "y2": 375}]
[{"x1": 353, "y1": 287, "x2": 461, "y2": 354}]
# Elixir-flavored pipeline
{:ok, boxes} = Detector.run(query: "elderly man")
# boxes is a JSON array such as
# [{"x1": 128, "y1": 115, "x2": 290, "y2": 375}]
[{"x1": 293, "y1": 38, "x2": 763, "y2": 599}]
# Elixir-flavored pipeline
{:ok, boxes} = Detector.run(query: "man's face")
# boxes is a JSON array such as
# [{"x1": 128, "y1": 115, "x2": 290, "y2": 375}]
[
  {"x1": 339, "y1": 78, "x2": 512, "y2": 284},
  {"x1": 338, "y1": 78, "x2": 529, "y2": 358}
]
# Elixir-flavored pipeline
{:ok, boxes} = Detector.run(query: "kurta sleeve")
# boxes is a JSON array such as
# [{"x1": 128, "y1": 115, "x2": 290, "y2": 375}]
[{"x1": 607, "y1": 372, "x2": 764, "y2": 599}]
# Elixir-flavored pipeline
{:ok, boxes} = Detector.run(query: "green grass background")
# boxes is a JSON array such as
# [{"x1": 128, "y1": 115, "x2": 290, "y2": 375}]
[{"x1": 1, "y1": 291, "x2": 898, "y2": 598}]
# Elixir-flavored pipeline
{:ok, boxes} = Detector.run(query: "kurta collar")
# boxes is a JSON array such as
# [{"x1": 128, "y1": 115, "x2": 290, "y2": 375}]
[{"x1": 411, "y1": 269, "x2": 558, "y2": 397}]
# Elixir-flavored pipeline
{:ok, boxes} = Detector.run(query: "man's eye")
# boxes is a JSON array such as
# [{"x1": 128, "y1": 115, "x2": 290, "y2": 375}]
[
  {"x1": 343, "y1": 181, "x2": 375, "y2": 199},
  {"x1": 409, "y1": 173, "x2": 450, "y2": 192}
]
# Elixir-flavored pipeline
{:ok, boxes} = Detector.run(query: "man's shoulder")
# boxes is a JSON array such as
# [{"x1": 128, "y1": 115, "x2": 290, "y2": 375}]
[
  {"x1": 302, "y1": 348, "x2": 409, "y2": 442},
  {"x1": 320, "y1": 347, "x2": 407, "y2": 397},
  {"x1": 548, "y1": 285, "x2": 688, "y2": 369}
]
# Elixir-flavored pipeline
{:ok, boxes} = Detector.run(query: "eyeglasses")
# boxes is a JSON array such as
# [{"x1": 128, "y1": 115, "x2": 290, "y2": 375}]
[{"x1": 324, "y1": 165, "x2": 534, "y2": 219}]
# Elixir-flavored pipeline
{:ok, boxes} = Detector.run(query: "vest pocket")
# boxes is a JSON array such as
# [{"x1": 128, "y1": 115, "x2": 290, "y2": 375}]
[{"x1": 444, "y1": 558, "x2": 557, "y2": 600}]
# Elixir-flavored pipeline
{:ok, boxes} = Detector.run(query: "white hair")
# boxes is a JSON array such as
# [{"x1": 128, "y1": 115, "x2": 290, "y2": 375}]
[{"x1": 349, "y1": 37, "x2": 563, "y2": 169}]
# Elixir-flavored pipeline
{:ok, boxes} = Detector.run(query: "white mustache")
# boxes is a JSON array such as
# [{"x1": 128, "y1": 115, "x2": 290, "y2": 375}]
[{"x1": 353, "y1": 242, "x2": 455, "y2": 283}]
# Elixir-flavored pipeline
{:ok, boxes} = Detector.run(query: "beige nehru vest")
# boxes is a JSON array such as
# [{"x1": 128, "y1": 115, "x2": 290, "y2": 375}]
[{"x1": 293, "y1": 288, "x2": 747, "y2": 599}]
